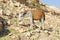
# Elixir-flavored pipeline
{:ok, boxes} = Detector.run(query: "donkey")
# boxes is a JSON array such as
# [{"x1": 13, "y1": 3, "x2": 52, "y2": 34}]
[{"x1": 19, "y1": 8, "x2": 45, "y2": 29}]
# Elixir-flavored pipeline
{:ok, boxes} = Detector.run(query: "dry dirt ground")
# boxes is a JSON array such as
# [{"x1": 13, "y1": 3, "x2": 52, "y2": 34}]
[{"x1": 0, "y1": 0, "x2": 60, "y2": 40}]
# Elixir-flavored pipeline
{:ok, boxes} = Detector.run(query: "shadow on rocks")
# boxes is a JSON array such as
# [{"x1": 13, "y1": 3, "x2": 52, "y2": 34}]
[{"x1": 0, "y1": 17, "x2": 10, "y2": 37}]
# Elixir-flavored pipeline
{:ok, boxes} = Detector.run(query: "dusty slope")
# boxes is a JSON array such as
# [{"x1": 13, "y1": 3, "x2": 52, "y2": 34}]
[{"x1": 0, "y1": 0, "x2": 60, "y2": 40}]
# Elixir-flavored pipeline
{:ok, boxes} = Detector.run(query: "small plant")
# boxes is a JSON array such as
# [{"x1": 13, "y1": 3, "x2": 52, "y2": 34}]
[{"x1": 0, "y1": 2, "x2": 3, "y2": 6}]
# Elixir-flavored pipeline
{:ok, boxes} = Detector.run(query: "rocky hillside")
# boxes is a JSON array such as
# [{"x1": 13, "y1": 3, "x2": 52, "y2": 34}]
[{"x1": 0, "y1": 0, "x2": 60, "y2": 40}]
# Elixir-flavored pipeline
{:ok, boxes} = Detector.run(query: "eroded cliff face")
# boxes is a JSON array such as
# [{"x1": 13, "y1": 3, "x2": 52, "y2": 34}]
[{"x1": 0, "y1": 0, "x2": 60, "y2": 40}]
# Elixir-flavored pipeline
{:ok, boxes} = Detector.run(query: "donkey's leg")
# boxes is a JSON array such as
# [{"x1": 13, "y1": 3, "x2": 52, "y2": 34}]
[
  {"x1": 27, "y1": 11, "x2": 34, "y2": 28},
  {"x1": 39, "y1": 16, "x2": 45, "y2": 30}
]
